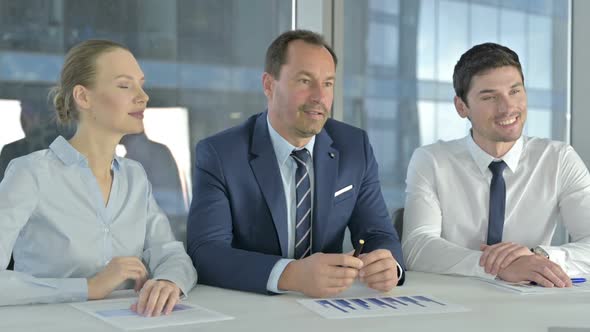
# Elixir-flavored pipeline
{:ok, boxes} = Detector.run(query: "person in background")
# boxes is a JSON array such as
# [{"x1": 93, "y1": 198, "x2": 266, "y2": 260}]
[
  {"x1": 402, "y1": 43, "x2": 590, "y2": 287},
  {"x1": 0, "y1": 100, "x2": 66, "y2": 182},
  {"x1": 0, "y1": 100, "x2": 66, "y2": 271},
  {"x1": 0, "y1": 39, "x2": 197, "y2": 315},
  {"x1": 120, "y1": 133, "x2": 187, "y2": 243}
]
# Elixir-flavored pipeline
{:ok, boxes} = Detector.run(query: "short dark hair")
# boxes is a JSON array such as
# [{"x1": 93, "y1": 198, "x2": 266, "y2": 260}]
[
  {"x1": 265, "y1": 29, "x2": 337, "y2": 79},
  {"x1": 453, "y1": 42, "x2": 524, "y2": 105}
]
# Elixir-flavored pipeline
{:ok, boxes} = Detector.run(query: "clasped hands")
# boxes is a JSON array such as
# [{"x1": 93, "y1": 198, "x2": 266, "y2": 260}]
[
  {"x1": 279, "y1": 249, "x2": 400, "y2": 298},
  {"x1": 87, "y1": 256, "x2": 182, "y2": 317},
  {"x1": 479, "y1": 242, "x2": 572, "y2": 288}
]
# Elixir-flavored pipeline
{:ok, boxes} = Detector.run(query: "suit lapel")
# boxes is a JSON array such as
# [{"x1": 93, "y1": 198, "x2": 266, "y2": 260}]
[
  {"x1": 249, "y1": 113, "x2": 289, "y2": 257},
  {"x1": 312, "y1": 129, "x2": 339, "y2": 253}
]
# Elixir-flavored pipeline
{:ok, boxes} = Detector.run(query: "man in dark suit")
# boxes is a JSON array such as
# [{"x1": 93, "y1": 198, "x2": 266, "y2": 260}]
[{"x1": 187, "y1": 30, "x2": 404, "y2": 297}]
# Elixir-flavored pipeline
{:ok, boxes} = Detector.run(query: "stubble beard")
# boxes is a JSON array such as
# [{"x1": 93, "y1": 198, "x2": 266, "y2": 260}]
[{"x1": 295, "y1": 103, "x2": 329, "y2": 137}]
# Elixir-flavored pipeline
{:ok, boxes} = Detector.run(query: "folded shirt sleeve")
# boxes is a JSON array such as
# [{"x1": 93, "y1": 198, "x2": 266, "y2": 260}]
[
  {"x1": 553, "y1": 145, "x2": 590, "y2": 276},
  {"x1": 0, "y1": 159, "x2": 89, "y2": 305},
  {"x1": 142, "y1": 180, "x2": 197, "y2": 297}
]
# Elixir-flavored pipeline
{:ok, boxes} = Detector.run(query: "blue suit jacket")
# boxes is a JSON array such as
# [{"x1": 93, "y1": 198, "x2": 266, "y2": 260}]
[{"x1": 187, "y1": 112, "x2": 405, "y2": 294}]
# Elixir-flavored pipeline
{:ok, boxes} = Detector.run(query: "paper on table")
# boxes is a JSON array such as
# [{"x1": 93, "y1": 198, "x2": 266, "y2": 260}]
[
  {"x1": 478, "y1": 277, "x2": 590, "y2": 295},
  {"x1": 298, "y1": 294, "x2": 469, "y2": 319},
  {"x1": 71, "y1": 297, "x2": 233, "y2": 330}
]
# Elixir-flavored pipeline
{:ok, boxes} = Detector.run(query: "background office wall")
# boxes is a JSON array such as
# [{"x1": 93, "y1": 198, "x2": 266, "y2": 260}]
[
  {"x1": 0, "y1": 0, "x2": 574, "y2": 246},
  {"x1": 571, "y1": 0, "x2": 590, "y2": 168}
]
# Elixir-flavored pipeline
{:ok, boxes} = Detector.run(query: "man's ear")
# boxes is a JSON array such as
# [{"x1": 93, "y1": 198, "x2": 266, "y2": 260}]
[
  {"x1": 454, "y1": 95, "x2": 469, "y2": 119},
  {"x1": 262, "y1": 72, "x2": 275, "y2": 100},
  {"x1": 72, "y1": 84, "x2": 92, "y2": 111}
]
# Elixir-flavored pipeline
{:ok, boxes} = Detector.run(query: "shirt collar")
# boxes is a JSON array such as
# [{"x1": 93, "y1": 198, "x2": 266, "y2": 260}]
[
  {"x1": 267, "y1": 113, "x2": 315, "y2": 166},
  {"x1": 466, "y1": 132, "x2": 523, "y2": 175},
  {"x1": 49, "y1": 136, "x2": 121, "y2": 171}
]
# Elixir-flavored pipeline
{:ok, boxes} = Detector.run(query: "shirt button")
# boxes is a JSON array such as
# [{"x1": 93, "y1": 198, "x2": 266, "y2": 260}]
[{"x1": 104, "y1": 227, "x2": 110, "y2": 233}]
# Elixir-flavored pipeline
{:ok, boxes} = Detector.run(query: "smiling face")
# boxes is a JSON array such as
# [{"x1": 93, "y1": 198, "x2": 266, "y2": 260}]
[
  {"x1": 263, "y1": 40, "x2": 335, "y2": 147},
  {"x1": 454, "y1": 65, "x2": 527, "y2": 157},
  {"x1": 78, "y1": 48, "x2": 149, "y2": 135}
]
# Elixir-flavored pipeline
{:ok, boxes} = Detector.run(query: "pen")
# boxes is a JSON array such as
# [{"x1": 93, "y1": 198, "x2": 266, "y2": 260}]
[
  {"x1": 530, "y1": 277, "x2": 586, "y2": 286},
  {"x1": 353, "y1": 239, "x2": 365, "y2": 258}
]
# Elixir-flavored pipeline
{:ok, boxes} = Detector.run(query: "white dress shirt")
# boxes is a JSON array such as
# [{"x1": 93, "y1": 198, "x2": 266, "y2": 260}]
[
  {"x1": 402, "y1": 134, "x2": 590, "y2": 279},
  {"x1": 0, "y1": 136, "x2": 197, "y2": 306},
  {"x1": 265, "y1": 115, "x2": 315, "y2": 293}
]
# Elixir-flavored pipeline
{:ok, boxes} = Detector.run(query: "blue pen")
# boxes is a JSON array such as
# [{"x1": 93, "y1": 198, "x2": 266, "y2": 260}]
[{"x1": 530, "y1": 277, "x2": 586, "y2": 286}]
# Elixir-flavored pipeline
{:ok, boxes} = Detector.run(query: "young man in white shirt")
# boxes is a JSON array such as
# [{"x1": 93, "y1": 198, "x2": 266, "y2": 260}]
[{"x1": 402, "y1": 42, "x2": 590, "y2": 287}]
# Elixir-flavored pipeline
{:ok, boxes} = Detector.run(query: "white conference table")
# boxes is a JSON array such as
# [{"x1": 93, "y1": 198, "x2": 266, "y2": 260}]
[{"x1": 1, "y1": 272, "x2": 589, "y2": 332}]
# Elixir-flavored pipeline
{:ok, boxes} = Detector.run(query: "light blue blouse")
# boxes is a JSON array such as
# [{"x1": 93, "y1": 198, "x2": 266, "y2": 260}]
[{"x1": 0, "y1": 136, "x2": 197, "y2": 306}]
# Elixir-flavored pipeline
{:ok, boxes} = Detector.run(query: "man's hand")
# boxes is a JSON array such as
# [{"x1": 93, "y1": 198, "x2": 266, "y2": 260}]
[
  {"x1": 480, "y1": 242, "x2": 533, "y2": 275},
  {"x1": 278, "y1": 253, "x2": 363, "y2": 297},
  {"x1": 497, "y1": 255, "x2": 572, "y2": 288},
  {"x1": 131, "y1": 280, "x2": 181, "y2": 317},
  {"x1": 359, "y1": 249, "x2": 399, "y2": 292},
  {"x1": 87, "y1": 256, "x2": 148, "y2": 300}
]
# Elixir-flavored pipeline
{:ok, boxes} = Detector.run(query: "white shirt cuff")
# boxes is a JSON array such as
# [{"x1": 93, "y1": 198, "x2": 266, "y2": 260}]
[
  {"x1": 266, "y1": 258, "x2": 295, "y2": 293},
  {"x1": 540, "y1": 246, "x2": 567, "y2": 270},
  {"x1": 61, "y1": 278, "x2": 89, "y2": 302},
  {"x1": 31, "y1": 277, "x2": 88, "y2": 303}
]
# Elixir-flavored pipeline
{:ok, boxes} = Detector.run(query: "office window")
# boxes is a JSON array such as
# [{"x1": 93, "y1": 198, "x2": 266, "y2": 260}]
[
  {"x1": 341, "y1": 0, "x2": 570, "y2": 212},
  {"x1": 0, "y1": 0, "x2": 292, "y2": 243}
]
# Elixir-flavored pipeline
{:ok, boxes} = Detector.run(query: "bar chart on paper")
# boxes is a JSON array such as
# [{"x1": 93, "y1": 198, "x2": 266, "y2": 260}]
[{"x1": 298, "y1": 295, "x2": 469, "y2": 319}]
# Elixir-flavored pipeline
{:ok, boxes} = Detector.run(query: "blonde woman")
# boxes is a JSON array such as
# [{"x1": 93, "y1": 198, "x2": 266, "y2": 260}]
[{"x1": 0, "y1": 40, "x2": 197, "y2": 317}]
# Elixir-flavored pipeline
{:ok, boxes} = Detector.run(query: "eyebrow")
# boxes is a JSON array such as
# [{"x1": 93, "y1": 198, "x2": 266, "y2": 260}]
[
  {"x1": 477, "y1": 82, "x2": 523, "y2": 95},
  {"x1": 296, "y1": 70, "x2": 335, "y2": 81},
  {"x1": 114, "y1": 74, "x2": 145, "y2": 81}
]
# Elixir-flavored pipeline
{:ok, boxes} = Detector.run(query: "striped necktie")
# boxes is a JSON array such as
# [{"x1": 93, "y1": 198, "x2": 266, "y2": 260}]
[{"x1": 291, "y1": 148, "x2": 312, "y2": 259}]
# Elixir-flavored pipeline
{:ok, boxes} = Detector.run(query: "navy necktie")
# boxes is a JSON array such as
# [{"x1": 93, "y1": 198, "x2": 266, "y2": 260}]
[
  {"x1": 487, "y1": 160, "x2": 507, "y2": 245},
  {"x1": 291, "y1": 148, "x2": 312, "y2": 259}
]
